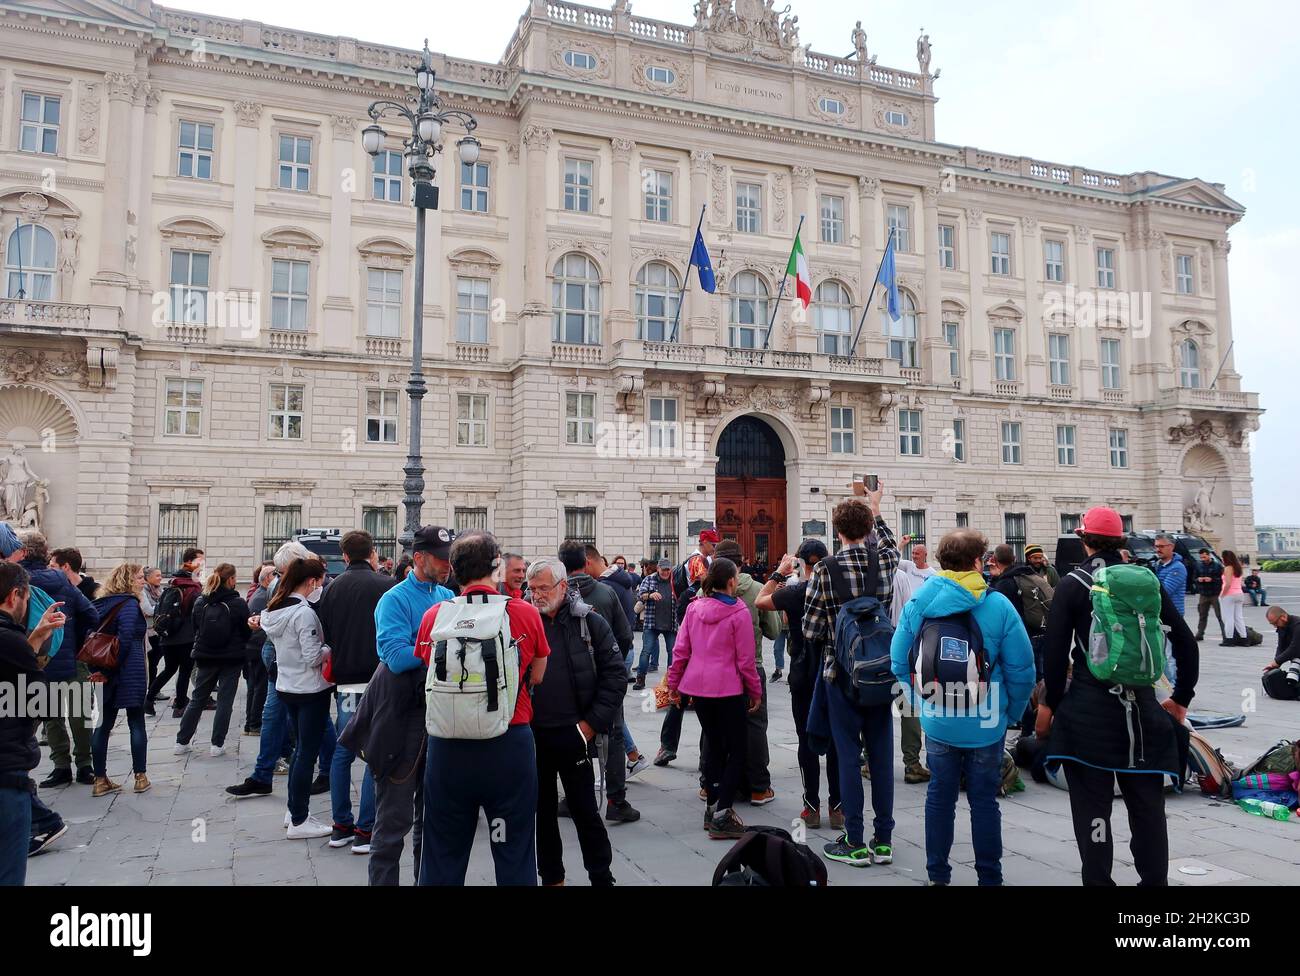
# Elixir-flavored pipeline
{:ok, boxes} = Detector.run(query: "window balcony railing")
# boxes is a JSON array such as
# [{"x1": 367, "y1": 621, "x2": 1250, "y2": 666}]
[
  {"x1": 994, "y1": 380, "x2": 1022, "y2": 397},
  {"x1": 1048, "y1": 384, "x2": 1074, "y2": 401},
  {"x1": 453, "y1": 342, "x2": 491, "y2": 364},
  {"x1": 0, "y1": 299, "x2": 119, "y2": 331},
  {"x1": 162, "y1": 322, "x2": 209, "y2": 345},
  {"x1": 551, "y1": 342, "x2": 605, "y2": 365},
  {"x1": 611, "y1": 340, "x2": 896, "y2": 384},
  {"x1": 267, "y1": 329, "x2": 309, "y2": 352},
  {"x1": 1102, "y1": 388, "x2": 1127, "y2": 404},
  {"x1": 899, "y1": 366, "x2": 923, "y2": 383},
  {"x1": 1157, "y1": 386, "x2": 1257, "y2": 411}
]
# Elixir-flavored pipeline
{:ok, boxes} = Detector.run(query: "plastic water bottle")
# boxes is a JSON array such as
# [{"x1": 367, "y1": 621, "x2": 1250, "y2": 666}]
[{"x1": 1238, "y1": 798, "x2": 1291, "y2": 821}]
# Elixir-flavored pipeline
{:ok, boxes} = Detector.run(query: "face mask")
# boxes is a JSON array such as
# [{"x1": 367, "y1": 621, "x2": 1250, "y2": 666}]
[{"x1": 306, "y1": 585, "x2": 322, "y2": 604}]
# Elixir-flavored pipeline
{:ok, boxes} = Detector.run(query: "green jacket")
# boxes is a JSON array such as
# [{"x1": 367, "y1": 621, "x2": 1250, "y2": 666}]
[{"x1": 734, "y1": 572, "x2": 782, "y2": 669}]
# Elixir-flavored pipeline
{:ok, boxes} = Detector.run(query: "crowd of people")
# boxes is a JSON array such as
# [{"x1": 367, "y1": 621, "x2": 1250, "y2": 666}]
[{"x1": 0, "y1": 482, "x2": 1291, "y2": 887}]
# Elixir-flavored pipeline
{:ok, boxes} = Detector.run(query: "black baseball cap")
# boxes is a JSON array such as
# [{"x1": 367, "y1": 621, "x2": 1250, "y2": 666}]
[
  {"x1": 413, "y1": 526, "x2": 454, "y2": 559},
  {"x1": 796, "y1": 539, "x2": 829, "y2": 561}
]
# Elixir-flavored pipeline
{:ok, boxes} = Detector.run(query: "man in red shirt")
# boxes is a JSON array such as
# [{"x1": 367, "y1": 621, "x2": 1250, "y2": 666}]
[{"x1": 414, "y1": 531, "x2": 549, "y2": 885}]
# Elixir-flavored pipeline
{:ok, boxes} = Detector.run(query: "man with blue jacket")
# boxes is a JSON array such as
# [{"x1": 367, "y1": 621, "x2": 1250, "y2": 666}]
[{"x1": 890, "y1": 527, "x2": 1035, "y2": 886}]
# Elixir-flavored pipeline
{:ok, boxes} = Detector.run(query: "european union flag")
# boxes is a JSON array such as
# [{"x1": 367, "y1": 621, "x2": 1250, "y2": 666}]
[
  {"x1": 879, "y1": 232, "x2": 901, "y2": 322},
  {"x1": 690, "y1": 229, "x2": 717, "y2": 293}
]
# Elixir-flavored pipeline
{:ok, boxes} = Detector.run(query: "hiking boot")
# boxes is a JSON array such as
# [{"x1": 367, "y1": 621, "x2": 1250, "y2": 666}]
[
  {"x1": 39, "y1": 767, "x2": 72, "y2": 789},
  {"x1": 822, "y1": 836, "x2": 872, "y2": 867},
  {"x1": 868, "y1": 837, "x2": 894, "y2": 864},
  {"x1": 632, "y1": 679, "x2": 646, "y2": 691},
  {"x1": 226, "y1": 777, "x2": 272, "y2": 798},
  {"x1": 800, "y1": 804, "x2": 821, "y2": 829},
  {"x1": 606, "y1": 799, "x2": 641, "y2": 824},
  {"x1": 653, "y1": 747, "x2": 675, "y2": 767},
  {"x1": 92, "y1": 776, "x2": 121, "y2": 797},
  {"x1": 133, "y1": 773, "x2": 151, "y2": 794},
  {"x1": 75, "y1": 766, "x2": 95, "y2": 785},
  {"x1": 328, "y1": 824, "x2": 356, "y2": 848},
  {"x1": 828, "y1": 805, "x2": 845, "y2": 831},
  {"x1": 749, "y1": 788, "x2": 776, "y2": 806},
  {"x1": 708, "y1": 809, "x2": 746, "y2": 840},
  {"x1": 904, "y1": 762, "x2": 932, "y2": 784}
]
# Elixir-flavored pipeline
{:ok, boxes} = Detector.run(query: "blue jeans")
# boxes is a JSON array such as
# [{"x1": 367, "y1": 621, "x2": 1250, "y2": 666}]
[
  {"x1": 91, "y1": 706, "x2": 148, "y2": 776},
  {"x1": 826, "y1": 678, "x2": 894, "y2": 848},
  {"x1": 772, "y1": 631, "x2": 786, "y2": 670},
  {"x1": 637, "y1": 629, "x2": 674, "y2": 679},
  {"x1": 0, "y1": 785, "x2": 31, "y2": 886},
  {"x1": 1247, "y1": 589, "x2": 1267, "y2": 606},
  {"x1": 925, "y1": 737, "x2": 1005, "y2": 886},
  {"x1": 252, "y1": 678, "x2": 289, "y2": 785},
  {"x1": 330, "y1": 691, "x2": 375, "y2": 833},
  {"x1": 282, "y1": 690, "x2": 331, "y2": 826}
]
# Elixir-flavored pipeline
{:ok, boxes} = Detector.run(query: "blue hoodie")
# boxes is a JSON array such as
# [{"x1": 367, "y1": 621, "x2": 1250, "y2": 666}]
[
  {"x1": 374, "y1": 572, "x2": 454, "y2": 673},
  {"x1": 889, "y1": 572, "x2": 1035, "y2": 749}
]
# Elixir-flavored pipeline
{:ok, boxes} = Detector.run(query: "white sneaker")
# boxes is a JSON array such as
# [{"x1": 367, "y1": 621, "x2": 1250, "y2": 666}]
[
  {"x1": 283, "y1": 810, "x2": 293, "y2": 827},
  {"x1": 209, "y1": 745, "x2": 226, "y2": 757},
  {"x1": 285, "y1": 815, "x2": 332, "y2": 839},
  {"x1": 627, "y1": 755, "x2": 650, "y2": 779},
  {"x1": 173, "y1": 743, "x2": 191, "y2": 755}
]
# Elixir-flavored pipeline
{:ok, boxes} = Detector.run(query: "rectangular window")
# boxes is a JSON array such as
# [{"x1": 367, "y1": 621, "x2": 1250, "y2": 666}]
[
  {"x1": 830, "y1": 405, "x2": 855, "y2": 455},
  {"x1": 366, "y1": 389, "x2": 399, "y2": 444},
  {"x1": 262, "y1": 505, "x2": 302, "y2": 561},
  {"x1": 1100, "y1": 338, "x2": 1122, "y2": 390},
  {"x1": 564, "y1": 507, "x2": 597, "y2": 545},
  {"x1": 365, "y1": 269, "x2": 402, "y2": 338},
  {"x1": 1060, "y1": 512, "x2": 1081, "y2": 534},
  {"x1": 278, "y1": 134, "x2": 311, "y2": 192},
  {"x1": 454, "y1": 507, "x2": 489, "y2": 534},
  {"x1": 1121, "y1": 515, "x2": 1134, "y2": 534},
  {"x1": 563, "y1": 158, "x2": 593, "y2": 213},
  {"x1": 168, "y1": 250, "x2": 210, "y2": 324},
  {"x1": 735, "y1": 181, "x2": 762, "y2": 234},
  {"x1": 990, "y1": 231, "x2": 1011, "y2": 275},
  {"x1": 1044, "y1": 239, "x2": 1065, "y2": 282},
  {"x1": 819, "y1": 194, "x2": 845, "y2": 244},
  {"x1": 649, "y1": 397, "x2": 679, "y2": 452},
  {"x1": 1096, "y1": 246, "x2": 1116, "y2": 289},
  {"x1": 951, "y1": 418, "x2": 965, "y2": 462},
  {"x1": 1176, "y1": 253, "x2": 1194, "y2": 294},
  {"x1": 373, "y1": 150, "x2": 403, "y2": 202},
  {"x1": 157, "y1": 503, "x2": 199, "y2": 573},
  {"x1": 955, "y1": 511, "x2": 969, "y2": 528},
  {"x1": 1004, "y1": 513, "x2": 1027, "y2": 560},
  {"x1": 1048, "y1": 333, "x2": 1071, "y2": 386},
  {"x1": 163, "y1": 378, "x2": 203, "y2": 436},
  {"x1": 943, "y1": 321, "x2": 960, "y2": 377},
  {"x1": 177, "y1": 121, "x2": 215, "y2": 180},
  {"x1": 1109, "y1": 428, "x2": 1129, "y2": 469},
  {"x1": 271, "y1": 259, "x2": 309, "y2": 332},
  {"x1": 565, "y1": 392, "x2": 596, "y2": 446},
  {"x1": 643, "y1": 169, "x2": 672, "y2": 223},
  {"x1": 901, "y1": 509, "x2": 927, "y2": 544},
  {"x1": 994, "y1": 328, "x2": 1016, "y2": 381},
  {"x1": 19, "y1": 92, "x2": 60, "y2": 155},
  {"x1": 456, "y1": 277, "x2": 490, "y2": 344},
  {"x1": 1056, "y1": 424, "x2": 1077, "y2": 466},
  {"x1": 460, "y1": 161, "x2": 490, "y2": 213},
  {"x1": 887, "y1": 204, "x2": 911, "y2": 252},
  {"x1": 898, "y1": 409, "x2": 922, "y2": 456},
  {"x1": 268, "y1": 384, "x2": 304, "y2": 440},
  {"x1": 363, "y1": 507, "x2": 398, "y2": 562},
  {"x1": 649, "y1": 507, "x2": 679, "y2": 565},
  {"x1": 1001, "y1": 421, "x2": 1022, "y2": 464},
  {"x1": 938, "y1": 224, "x2": 956, "y2": 270},
  {"x1": 456, "y1": 393, "x2": 488, "y2": 448}
]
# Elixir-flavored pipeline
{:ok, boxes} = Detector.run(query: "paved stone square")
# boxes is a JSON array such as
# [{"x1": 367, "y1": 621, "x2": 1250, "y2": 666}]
[{"x1": 25, "y1": 578, "x2": 1300, "y2": 886}]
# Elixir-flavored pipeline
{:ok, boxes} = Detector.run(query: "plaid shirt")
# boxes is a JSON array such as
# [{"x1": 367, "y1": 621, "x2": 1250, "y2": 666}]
[
  {"x1": 636, "y1": 573, "x2": 676, "y2": 632},
  {"x1": 801, "y1": 518, "x2": 899, "y2": 654}
]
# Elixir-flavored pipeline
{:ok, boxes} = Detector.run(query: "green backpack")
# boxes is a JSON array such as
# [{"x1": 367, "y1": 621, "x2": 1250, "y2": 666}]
[{"x1": 1069, "y1": 564, "x2": 1166, "y2": 686}]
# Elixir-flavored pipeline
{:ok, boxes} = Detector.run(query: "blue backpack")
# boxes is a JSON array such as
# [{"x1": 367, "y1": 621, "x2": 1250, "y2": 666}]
[
  {"x1": 907, "y1": 611, "x2": 989, "y2": 714},
  {"x1": 28, "y1": 585, "x2": 64, "y2": 659},
  {"x1": 825, "y1": 551, "x2": 896, "y2": 707}
]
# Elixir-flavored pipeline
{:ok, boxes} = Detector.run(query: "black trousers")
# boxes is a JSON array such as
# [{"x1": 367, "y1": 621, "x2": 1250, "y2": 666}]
[
  {"x1": 790, "y1": 675, "x2": 839, "y2": 811},
  {"x1": 243, "y1": 656, "x2": 268, "y2": 731},
  {"x1": 535, "y1": 724, "x2": 614, "y2": 887},
  {"x1": 147, "y1": 642, "x2": 194, "y2": 708},
  {"x1": 1063, "y1": 763, "x2": 1168, "y2": 887},
  {"x1": 694, "y1": 695, "x2": 748, "y2": 813}
]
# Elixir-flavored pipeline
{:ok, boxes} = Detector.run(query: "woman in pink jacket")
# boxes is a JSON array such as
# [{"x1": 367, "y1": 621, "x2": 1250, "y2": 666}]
[{"x1": 667, "y1": 557, "x2": 762, "y2": 839}]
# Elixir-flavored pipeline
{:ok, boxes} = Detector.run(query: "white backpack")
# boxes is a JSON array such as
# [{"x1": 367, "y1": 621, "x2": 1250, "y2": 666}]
[{"x1": 422, "y1": 593, "x2": 519, "y2": 740}]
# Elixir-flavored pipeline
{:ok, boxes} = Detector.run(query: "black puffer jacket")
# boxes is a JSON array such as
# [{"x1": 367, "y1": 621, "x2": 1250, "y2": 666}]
[
  {"x1": 316, "y1": 562, "x2": 396, "y2": 685},
  {"x1": 568, "y1": 573, "x2": 633, "y2": 655},
  {"x1": 0, "y1": 610, "x2": 41, "y2": 779},
  {"x1": 532, "y1": 590, "x2": 625, "y2": 733},
  {"x1": 599, "y1": 566, "x2": 639, "y2": 632},
  {"x1": 190, "y1": 586, "x2": 252, "y2": 664}
]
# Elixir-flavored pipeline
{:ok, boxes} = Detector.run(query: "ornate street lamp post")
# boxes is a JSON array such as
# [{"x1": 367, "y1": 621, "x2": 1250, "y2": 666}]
[{"x1": 362, "y1": 41, "x2": 480, "y2": 554}]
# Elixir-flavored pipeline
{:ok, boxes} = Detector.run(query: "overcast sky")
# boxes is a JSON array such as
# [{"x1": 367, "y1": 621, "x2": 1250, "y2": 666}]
[{"x1": 181, "y1": 0, "x2": 1298, "y2": 525}]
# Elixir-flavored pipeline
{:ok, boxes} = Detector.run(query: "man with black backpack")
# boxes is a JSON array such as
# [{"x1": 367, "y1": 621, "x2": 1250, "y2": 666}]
[
  {"x1": 147, "y1": 548, "x2": 204, "y2": 717},
  {"x1": 802, "y1": 480, "x2": 899, "y2": 867},
  {"x1": 1037, "y1": 507, "x2": 1199, "y2": 886},
  {"x1": 989, "y1": 543, "x2": 1054, "y2": 702}
]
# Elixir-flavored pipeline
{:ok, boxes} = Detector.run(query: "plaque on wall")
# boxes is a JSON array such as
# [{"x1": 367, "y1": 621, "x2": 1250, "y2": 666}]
[
  {"x1": 688, "y1": 519, "x2": 714, "y2": 536},
  {"x1": 801, "y1": 520, "x2": 827, "y2": 536}
]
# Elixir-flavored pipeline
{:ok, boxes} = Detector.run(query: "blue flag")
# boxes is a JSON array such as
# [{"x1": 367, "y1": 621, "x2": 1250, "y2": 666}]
[
  {"x1": 690, "y1": 229, "x2": 717, "y2": 293},
  {"x1": 878, "y1": 232, "x2": 900, "y2": 322}
]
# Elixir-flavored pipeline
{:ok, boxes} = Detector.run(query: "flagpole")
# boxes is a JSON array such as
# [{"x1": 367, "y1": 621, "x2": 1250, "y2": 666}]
[
  {"x1": 849, "y1": 226, "x2": 895, "y2": 359},
  {"x1": 669, "y1": 205, "x2": 707, "y2": 344},
  {"x1": 763, "y1": 213, "x2": 805, "y2": 350},
  {"x1": 12, "y1": 218, "x2": 25, "y2": 300},
  {"x1": 1208, "y1": 339, "x2": 1234, "y2": 390}
]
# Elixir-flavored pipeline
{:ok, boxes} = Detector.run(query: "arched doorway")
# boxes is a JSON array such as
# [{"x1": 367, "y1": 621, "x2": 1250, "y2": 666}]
[{"x1": 716, "y1": 415, "x2": 786, "y2": 575}]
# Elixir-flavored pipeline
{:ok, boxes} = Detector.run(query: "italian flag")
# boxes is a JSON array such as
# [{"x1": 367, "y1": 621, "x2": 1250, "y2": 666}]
[{"x1": 786, "y1": 230, "x2": 811, "y2": 308}]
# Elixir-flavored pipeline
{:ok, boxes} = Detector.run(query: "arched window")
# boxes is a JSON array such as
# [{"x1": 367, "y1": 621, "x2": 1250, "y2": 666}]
[
  {"x1": 728, "y1": 271, "x2": 768, "y2": 348},
  {"x1": 883, "y1": 290, "x2": 918, "y2": 367},
  {"x1": 552, "y1": 253, "x2": 601, "y2": 345},
  {"x1": 4, "y1": 224, "x2": 56, "y2": 300},
  {"x1": 1179, "y1": 338, "x2": 1201, "y2": 389},
  {"x1": 635, "y1": 262, "x2": 680, "y2": 342},
  {"x1": 814, "y1": 280, "x2": 853, "y2": 356}
]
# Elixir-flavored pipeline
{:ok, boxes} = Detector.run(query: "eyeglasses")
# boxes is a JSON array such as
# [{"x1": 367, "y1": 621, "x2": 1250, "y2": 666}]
[{"x1": 529, "y1": 582, "x2": 561, "y2": 596}]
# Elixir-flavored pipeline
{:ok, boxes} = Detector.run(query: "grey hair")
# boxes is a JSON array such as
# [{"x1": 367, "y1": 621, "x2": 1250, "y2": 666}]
[
  {"x1": 273, "y1": 540, "x2": 314, "y2": 573},
  {"x1": 257, "y1": 565, "x2": 277, "y2": 587},
  {"x1": 526, "y1": 556, "x2": 567, "y2": 587}
]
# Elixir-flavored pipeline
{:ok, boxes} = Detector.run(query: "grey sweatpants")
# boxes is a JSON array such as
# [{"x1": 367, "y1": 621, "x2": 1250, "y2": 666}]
[{"x1": 369, "y1": 771, "x2": 423, "y2": 886}]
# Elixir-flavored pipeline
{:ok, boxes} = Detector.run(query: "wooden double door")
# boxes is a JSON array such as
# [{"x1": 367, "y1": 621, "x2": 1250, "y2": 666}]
[{"x1": 716, "y1": 477, "x2": 787, "y2": 576}]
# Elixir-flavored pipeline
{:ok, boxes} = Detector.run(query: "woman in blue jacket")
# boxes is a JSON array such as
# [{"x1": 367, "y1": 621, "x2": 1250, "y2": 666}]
[
  {"x1": 90, "y1": 563, "x2": 151, "y2": 797},
  {"x1": 890, "y1": 528, "x2": 1035, "y2": 886}
]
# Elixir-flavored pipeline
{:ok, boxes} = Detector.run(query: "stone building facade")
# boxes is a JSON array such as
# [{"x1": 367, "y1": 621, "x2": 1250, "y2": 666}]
[{"x1": 0, "y1": 0, "x2": 1262, "y2": 575}]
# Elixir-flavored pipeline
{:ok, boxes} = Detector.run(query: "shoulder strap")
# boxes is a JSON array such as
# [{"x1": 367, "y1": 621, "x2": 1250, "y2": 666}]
[
  {"x1": 823, "y1": 556, "x2": 851, "y2": 606},
  {"x1": 91, "y1": 600, "x2": 127, "y2": 635},
  {"x1": 1067, "y1": 568, "x2": 1093, "y2": 589}
]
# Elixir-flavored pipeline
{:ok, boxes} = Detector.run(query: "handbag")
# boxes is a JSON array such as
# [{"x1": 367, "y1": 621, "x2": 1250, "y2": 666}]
[{"x1": 78, "y1": 600, "x2": 127, "y2": 670}]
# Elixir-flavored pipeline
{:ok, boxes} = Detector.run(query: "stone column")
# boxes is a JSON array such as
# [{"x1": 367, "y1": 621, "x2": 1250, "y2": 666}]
[
  {"x1": 520, "y1": 123, "x2": 553, "y2": 357},
  {"x1": 1021, "y1": 215, "x2": 1047, "y2": 397},
  {"x1": 92, "y1": 71, "x2": 138, "y2": 302},
  {"x1": 608, "y1": 137, "x2": 636, "y2": 345},
  {"x1": 920, "y1": 184, "x2": 946, "y2": 382},
  {"x1": 321, "y1": 114, "x2": 358, "y2": 352},
  {"x1": 1212, "y1": 238, "x2": 1236, "y2": 386},
  {"x1": 965, "y1": 208, "x2": 990, "y2": 390},
  {"x1": 686, "y1": 149, "x2": 713, "y2": 344},
  {"x1": 231, "y1": 101, "x2": 262, "y2": 297},
  {"x1": 856, "y1": 175, "x2": 885, "y2": 359},
  {"x1": 1141, "y1": 224, "x2": 1166, "y2": 398}
]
